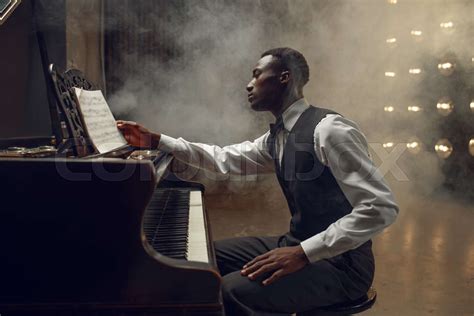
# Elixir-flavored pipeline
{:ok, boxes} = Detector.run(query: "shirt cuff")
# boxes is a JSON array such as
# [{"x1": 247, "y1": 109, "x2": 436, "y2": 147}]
[
  {"x1": 157, "y1": 134, "x2": 179, "y2": 152},
  {"x1": 300, "y1": 234, "x2": 333, "y2": 263}
]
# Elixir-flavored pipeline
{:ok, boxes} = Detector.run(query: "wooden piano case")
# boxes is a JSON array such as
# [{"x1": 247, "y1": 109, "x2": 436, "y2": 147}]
[{"x1": 0, "y1": 64, "x2": 223, "y2": 314}]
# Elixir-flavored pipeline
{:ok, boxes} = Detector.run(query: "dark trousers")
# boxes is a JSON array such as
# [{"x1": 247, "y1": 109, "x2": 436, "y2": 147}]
[{"x1": 215, "y1": 235, "x2": 374, "y2": 316}]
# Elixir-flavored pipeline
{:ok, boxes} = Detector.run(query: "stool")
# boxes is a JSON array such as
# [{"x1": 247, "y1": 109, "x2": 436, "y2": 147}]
[{"x1": 297, "y1": 287, "x2": 377, "y2": 316}]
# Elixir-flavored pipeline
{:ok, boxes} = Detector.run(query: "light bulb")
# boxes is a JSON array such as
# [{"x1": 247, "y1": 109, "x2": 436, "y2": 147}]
[
  {"x1": 440, "y1": 21, "x2": 454, "y2": 34},
  {"x1": 436, "y1": 97, "x2": 454, "y2": 116},
  {"x1": 383, "y1": 142, "x2": 394, "y2": 149},
  {"x1": 408, "y1": 105, "x2": 422, "y2": 112},
  {"x1": 410, "y1": 30, "x2": 423, "y2": 42},
  {"x1": 407, "y1": 138, "x2": 422, "y2": 154},
  {"x1": 384, "y1": 106, "x2": 395, "y2": 112},
  {"x1": 469, "y1": 139, "x2": 474, "y2": 157},
  {"x1": 438, "y1": 62, "x2": 455, "y2": 76},
  {"x1": 440, "y1": 21, "x2": 454, "y2": 29},
  {"x1": 409, "y1": 68, "x2": 422, "y2": 75},
  {"x1": 435, "y1": 139, "x2": 453, "y2": 159},
  {"x1": 386, "y1": 37, "x2": 397, "y2": 48},
  {"x1": 385, "y1": 72, "x2": 396, "y2": 77}
]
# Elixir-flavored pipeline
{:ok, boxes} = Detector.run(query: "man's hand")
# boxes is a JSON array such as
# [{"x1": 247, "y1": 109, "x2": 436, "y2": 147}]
[
  {"x1": 241, "y1": 245, "x2": 309, "y2": 286},
  {"x1": 116, "y1": 120, "x2": 160, "y2": 149}
]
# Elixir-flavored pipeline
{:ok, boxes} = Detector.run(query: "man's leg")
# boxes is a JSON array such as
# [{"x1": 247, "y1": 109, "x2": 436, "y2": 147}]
[
  {"x1": 215, "y1": 236, "x2": 289, "y2": 315},
  {"x1": 214, "y1": 236, "x2": 281, "y2": 276},
  {"x1": 216, "y1": 238, "x2": 374, "y2": 316}
]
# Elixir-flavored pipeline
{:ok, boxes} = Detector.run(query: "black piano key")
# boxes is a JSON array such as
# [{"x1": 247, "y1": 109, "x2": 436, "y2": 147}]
[{"x1": 142, "y1": 187, "x2": 195, "y2": 260}]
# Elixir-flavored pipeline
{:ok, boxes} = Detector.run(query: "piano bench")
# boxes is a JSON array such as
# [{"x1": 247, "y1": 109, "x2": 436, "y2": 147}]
[{"x1": 296, "y1": 287, "x2": 377, "y2": 316}]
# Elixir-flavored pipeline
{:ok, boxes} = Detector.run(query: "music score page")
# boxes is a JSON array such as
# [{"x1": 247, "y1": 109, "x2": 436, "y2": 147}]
[{"x1": 74, "y1": 88, "x2": 127, "y2": 154}]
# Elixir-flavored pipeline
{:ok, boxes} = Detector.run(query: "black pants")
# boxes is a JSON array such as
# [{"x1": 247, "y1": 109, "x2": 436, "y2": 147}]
[{"x1": 215, "y1": 235, "x2": 374, "y2": 316}]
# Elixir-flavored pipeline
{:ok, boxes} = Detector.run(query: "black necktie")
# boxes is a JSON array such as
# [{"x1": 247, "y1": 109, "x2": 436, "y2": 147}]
[{"x1": 269, "y1": 116, "x2": 284, "y2": 136}]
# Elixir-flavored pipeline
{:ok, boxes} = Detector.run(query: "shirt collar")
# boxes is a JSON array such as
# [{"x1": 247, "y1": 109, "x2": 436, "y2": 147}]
[{"x1": 281, "y1": 98, "x2": 310, "y2": 131}]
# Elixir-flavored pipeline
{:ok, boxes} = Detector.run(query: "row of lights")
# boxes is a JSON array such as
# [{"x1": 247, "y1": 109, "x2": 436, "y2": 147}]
[
  {"x1": 384, "y1": 62, "x2": 456, "y2": 77},
  {"x1": 385, "y1": 1, "x2": 473, "y2": 162},
  {"x1": 385, "y1": 23, "x2": 454, "y2": 46},
  {"x1": 383, "y1": 99, "x2": 474, "y2": 115},
  {"x1": 382, "y1": 138, "x2": 474, "y2": 159}
]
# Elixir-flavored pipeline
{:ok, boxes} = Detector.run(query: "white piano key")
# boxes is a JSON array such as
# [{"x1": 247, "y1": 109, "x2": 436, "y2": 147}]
[
  {"x1": 187, "y1": 194, "x2": 210, "y2": 263},
  {"x1": 189, "y1": 191, "x2": 202, "y2": 206}
]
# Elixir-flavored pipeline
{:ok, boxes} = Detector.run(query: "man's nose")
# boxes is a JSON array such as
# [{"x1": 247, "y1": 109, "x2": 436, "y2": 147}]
[{"x1": 246, "y1": 82, "x2": 253, "y2": 92}]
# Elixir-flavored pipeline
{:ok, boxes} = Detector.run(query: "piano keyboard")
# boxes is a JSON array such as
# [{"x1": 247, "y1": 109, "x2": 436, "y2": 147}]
[{"x1": 143, "y1": 188, "x2": 210, "y2": 263}]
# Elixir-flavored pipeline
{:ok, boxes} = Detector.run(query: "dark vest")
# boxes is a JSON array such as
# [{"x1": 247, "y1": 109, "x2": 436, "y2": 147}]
[{"x1": 269, "y1": 106, "x2": 353, "y2": 242}]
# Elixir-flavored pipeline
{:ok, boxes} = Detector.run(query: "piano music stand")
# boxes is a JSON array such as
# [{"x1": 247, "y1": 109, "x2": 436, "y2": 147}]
[{"x1": 48, "y1": 64, "x2": 97, "y2": 157}]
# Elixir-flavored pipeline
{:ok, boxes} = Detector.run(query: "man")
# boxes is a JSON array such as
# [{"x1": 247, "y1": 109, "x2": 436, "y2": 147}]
[{"x1": 117, "y1": 47, "x2": 399, "y2": 315}]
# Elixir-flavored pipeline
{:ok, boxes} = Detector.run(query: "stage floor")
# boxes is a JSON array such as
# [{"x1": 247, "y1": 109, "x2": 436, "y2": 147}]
[{"x1": 205, "y1": 177, "x2": 474, "y2": 316}]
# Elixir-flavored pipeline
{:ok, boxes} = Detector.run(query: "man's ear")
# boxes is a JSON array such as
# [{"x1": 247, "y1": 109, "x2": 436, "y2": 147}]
[{"x1": 280, "y1": 70, "x2": 290, "y2": 84}]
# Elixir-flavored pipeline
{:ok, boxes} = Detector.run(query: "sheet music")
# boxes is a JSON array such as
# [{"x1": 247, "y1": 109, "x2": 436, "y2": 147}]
[{"x1": 74, "y1": 88, "x2": 127, "y2": 154}]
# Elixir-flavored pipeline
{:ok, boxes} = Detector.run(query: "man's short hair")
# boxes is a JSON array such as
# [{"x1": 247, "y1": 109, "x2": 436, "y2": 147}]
[{"x1": 261, "y1": 47, "x2": 310, "y2": 88}]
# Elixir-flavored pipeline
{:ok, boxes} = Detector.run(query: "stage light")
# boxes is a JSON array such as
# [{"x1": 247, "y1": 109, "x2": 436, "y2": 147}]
[
  {"x1": 386, "y1": 37, "x2": 397, "y2": 48},
  {"x1": 436, "y1": 97, "x2": 454, "y2": 116},
  {"x1": 384, "y1": 106, "x2": 395, "y2": 112},
  {"x1": 410, "y1": 30, "x2": 423, "y2": 42},
  {"x1": 440, "y1": 21, "x2": 454, "y2": 28},
  {"x1": 469, "y1": 139, "x2": 474, "y2": 157},
  {"x1": 409, "y1": 68, "x2": 422, "y2": 75},
  {"x1": 435, "y1": 139, "x2": 453, "y2": 159},
  {"x1": 406, "y1": 138, "x2": 422, "y2": 154},
  {"x1": 408, "y1": 105, "x2": 422, "y2": 112},
  {"x1": 383, "y1": 142, "x2": 394, "y2": 149},
  {"x1": 438, "y1": 61, "x2": 455, "y2": 76},
  {"x1": 440, "y1": 21, "x2": 454, "y2": 34},
  {"x1": 385, "y1": 72, "x2": 396, "y2": 77}
]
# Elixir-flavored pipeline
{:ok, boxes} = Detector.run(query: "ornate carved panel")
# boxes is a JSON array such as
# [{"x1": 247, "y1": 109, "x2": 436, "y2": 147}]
[{"x1": 49, "y1": 64, "x2": 95, "y2": 157}]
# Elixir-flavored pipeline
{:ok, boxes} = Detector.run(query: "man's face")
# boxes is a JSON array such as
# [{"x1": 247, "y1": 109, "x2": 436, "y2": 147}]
[{"x1": 246, "y1": 55, "x2": 285, "y2": 112}]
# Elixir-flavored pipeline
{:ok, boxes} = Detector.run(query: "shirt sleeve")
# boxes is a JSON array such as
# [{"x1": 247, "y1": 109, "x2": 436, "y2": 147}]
[
  {"x1": 157, "y1": 133, "x2": 275, "y2": 175},
  {"x1": 300, "y1": 115, "x2": 399, "y2": 263}
]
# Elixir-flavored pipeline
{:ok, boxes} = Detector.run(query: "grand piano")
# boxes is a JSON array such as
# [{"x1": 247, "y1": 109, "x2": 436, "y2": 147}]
[{"x1": 0, "y1": 2, "x2": 223, "y2": 315}]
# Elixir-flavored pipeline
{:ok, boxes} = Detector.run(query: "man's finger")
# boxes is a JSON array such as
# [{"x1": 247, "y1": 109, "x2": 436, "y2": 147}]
[
  {"x1": 248, "y1": 262, "x2": 279, "y2": 280},
  {"x1": 262, "y1": 269, "x2": 285, "y2": 286},
  {"x1": 117, "y1": 120, "x2": 137, "y2": 127},
  {"x1": 243, "y1": 252, "x2": 271, "y2": 269},
  {"x1": 241, "y1": 258, "x2": 272, "y2": 275}
]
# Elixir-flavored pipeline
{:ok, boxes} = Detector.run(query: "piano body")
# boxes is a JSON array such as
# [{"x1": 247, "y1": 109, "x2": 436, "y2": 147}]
[
  {"x1": 0, "y1": 157, "x2": 223, "y2": 315},
  {"x1": 0, "y1": 4, "x2": 223, "y2": 314}
]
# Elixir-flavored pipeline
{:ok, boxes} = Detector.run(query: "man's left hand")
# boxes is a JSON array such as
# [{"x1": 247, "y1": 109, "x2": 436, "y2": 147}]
[{"x1": 241, "y1": 245, "x2": 309, "y2": 286}]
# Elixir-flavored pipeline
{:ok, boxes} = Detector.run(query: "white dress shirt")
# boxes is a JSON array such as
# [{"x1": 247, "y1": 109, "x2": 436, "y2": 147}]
[{"x1": 158, "y1": 98, "x2": 399, "y2": 263}]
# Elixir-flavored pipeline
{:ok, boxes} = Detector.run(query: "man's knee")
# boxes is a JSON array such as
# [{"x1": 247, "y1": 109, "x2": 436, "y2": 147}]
[
  {"x1": 222, "y1": 272, "x2": 293, "y2": 315},
  {"x1": 222, "y1": 271, "x2": 256, "y2": 307}
]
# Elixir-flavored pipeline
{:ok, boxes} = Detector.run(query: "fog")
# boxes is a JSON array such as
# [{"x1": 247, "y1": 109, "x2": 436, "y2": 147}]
[{"x1": 106, "y1": 0, "x2": 473, "y2": 195}]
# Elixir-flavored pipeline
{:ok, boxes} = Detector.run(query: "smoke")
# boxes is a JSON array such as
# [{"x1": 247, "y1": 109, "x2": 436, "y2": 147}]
[{"x1": 106, "y1": 0, "x2": 473, "y2": 196}]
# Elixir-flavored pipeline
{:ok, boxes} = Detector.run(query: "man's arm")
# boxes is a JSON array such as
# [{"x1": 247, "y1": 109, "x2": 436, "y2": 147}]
[
  {"x1": 117, "y1": 120, "x2": 275, "y2": 175},
  {"x1": 300, "y1": 115, "x2": 399, "y2": 262}
]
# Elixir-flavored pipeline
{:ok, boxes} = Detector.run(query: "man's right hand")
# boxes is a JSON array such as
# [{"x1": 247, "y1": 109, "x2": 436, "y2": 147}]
[{"x1": 117, "y1": 120, "x2": 161, "y2": 149}]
